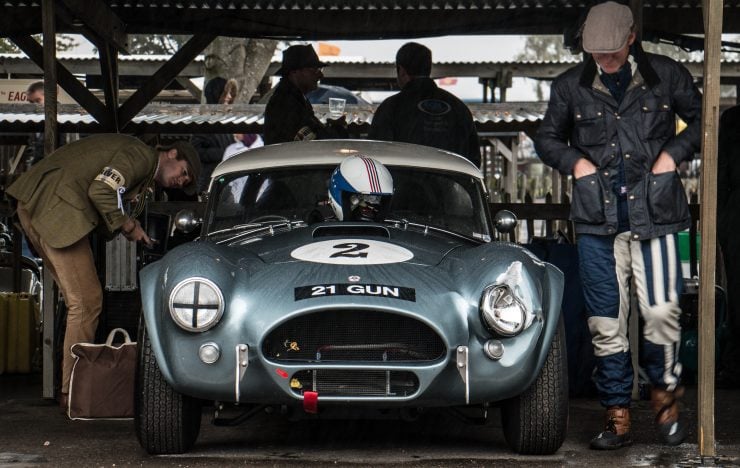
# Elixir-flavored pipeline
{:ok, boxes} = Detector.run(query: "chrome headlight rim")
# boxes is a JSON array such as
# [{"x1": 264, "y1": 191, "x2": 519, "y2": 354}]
[
  {"x1": 479, "y1": 284, "x2": 528, "y2": 337},
  {"x1": 168, "y1": 277, "x2": 225, "y2": 332}
]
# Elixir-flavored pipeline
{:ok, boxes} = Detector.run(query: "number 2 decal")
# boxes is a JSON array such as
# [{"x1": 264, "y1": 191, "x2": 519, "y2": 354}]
[
  {"x1": 330, "y1": 242, "x2": 369, "y2": 258},
  {"x1": 291, "y1": 239, "x2": 414, "y2": 265}
]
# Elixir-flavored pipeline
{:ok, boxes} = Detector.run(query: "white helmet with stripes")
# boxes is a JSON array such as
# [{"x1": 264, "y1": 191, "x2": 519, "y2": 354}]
[{"x1": 328, "y1": 156, "x2": 394, "y2": 221}]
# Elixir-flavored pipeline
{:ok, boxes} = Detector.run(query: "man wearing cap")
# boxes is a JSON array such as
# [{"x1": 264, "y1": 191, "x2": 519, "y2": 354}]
[
  {"x1": 535, "y1": 1, "x2": 701, "y2": 450},
  {"x1": 369, "y1": 42, "x2": 481, "y2": 167},
  {"x1": 264, "y1": 44, "x2": 348, "y2": 145},
  {"x1": 6, "y1": 134, "x2": 200, "y2": 409}
]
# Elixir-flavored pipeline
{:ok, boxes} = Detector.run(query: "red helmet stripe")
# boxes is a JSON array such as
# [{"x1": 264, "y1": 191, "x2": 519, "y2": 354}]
[{"x1": 361, "y1": 157, "x2": 381, "y2": 192}]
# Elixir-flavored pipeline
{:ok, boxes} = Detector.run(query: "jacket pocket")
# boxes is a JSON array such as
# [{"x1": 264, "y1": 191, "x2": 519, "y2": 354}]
[
  {"x1": 640, "y1": 96, "x2": 673, "y2": 140},
  {"x1": 647, "y1": 171, "x2": 689, "y2": 224},
  {"x1": 573, "y1": 105, "x2": 606, "y2": 147},
  {"x1": 56, "y1": 182, "x2": 90, "y2": 210},
  {"x1": 571, "y1": 173, "x2": 605, "y2": 224}
]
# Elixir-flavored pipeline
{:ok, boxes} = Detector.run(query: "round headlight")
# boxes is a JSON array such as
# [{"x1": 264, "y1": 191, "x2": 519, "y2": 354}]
[
  {"x1": 169, "y1": 277, "x2": 224, "y2": 332},
  {"x1": 480, "y1": 285, "x2": 527, "y2": 336}
]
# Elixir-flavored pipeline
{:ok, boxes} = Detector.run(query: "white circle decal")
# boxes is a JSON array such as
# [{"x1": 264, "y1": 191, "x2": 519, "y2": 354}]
[{"x1": 291, "y1": 239, "x2": 414, "y2": 265}]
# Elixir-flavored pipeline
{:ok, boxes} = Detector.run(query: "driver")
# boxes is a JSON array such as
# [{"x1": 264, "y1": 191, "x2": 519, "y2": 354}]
[{"x1": 328, "y1": 156, "x2": 393, "y2": 222}]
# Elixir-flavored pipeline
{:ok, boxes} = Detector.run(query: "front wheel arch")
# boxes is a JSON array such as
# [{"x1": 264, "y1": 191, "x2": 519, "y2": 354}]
[
  {"x1": 501, "y1": 316, "x2": 569, "y2": 455},
  {"x1": 134, "y1": 317, "x2": 203, "y2": 454}
]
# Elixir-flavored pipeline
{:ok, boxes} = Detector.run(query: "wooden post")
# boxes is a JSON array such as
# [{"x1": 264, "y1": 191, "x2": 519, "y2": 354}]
[
  {"x1": 42, "y1": 0, "x2": 57, "y2": 157},
  {"x1": 698, "y1": 0, "x2": 723, "y2": 457},
  {"x1": 41, "y1": 0, "x2": 58, "y2": 400}
]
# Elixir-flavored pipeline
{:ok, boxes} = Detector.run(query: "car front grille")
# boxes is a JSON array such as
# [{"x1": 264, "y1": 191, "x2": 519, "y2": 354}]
[
  {"x1": 262, "y1": 309, "x2": 446, "y2": 363},
  {"x1": 290, "y1": 369, "x2": 419, "y2": 397}
]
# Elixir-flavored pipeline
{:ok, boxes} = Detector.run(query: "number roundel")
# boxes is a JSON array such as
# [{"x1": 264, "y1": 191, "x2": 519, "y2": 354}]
[{"x1": 290, "y1": 239, "x2": 414, "y2": 265}]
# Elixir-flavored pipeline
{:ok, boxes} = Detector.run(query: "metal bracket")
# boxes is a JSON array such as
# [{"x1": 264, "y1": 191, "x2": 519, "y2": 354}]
[
  {"x1": 456, "y1": 345, "x2": 469, "y2": 404},
  {"x1": 234, "y1": 344, "x2": 248, "y2": 402}
]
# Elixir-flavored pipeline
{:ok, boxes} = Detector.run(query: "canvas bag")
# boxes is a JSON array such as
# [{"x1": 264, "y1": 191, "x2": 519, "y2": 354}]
[{"x1": 67, "y1": 328, "x2": 136, "y2": 420}]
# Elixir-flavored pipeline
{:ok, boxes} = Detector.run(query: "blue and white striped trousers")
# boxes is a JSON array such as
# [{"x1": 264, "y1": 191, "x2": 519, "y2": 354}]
[{"x1": 577, "y1": 231, "x2": 683, "y2": 408}]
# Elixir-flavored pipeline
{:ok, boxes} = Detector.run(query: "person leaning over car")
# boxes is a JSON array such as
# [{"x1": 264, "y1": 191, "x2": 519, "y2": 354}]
[
  {"x1": 534, "y1": 1, "x2": 701, "y2": 451},
  {"x1": 368, "y1": 42, "x2": 481, "y2": 167},
  {"x1": 6, "y1": 134, "x2": 201, "y2": 409},
  {"x1": 263, "y1": 44, "x2": 348, "y2": 145}
]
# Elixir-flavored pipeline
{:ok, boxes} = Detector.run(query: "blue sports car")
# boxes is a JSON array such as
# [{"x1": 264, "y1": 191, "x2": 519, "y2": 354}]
[{"x1": 134, "y1": 140, "x2": 567, "y2": 455}]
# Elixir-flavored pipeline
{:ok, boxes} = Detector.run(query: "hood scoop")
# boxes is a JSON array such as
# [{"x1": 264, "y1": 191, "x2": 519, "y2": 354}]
[{"x1": 312, "y1": 224, "x2": 390, "y2": 239}]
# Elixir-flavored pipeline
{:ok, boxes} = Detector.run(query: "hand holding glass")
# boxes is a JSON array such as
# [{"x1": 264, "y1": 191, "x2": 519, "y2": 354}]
[{"x1": 328, "y1": 98, "x2": 346, "y2": 118}]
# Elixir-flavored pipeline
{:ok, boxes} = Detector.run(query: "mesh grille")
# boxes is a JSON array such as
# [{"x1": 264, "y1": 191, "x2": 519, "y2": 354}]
[
  {"x1": 291, "y1": 369, "x2": 419, "y2": 397},
  {"x1": 263, "y1": 310, "x2": 445, "y2": 363}
]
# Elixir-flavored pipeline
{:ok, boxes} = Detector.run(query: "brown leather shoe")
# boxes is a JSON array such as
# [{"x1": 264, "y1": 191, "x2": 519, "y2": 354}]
[
  {"x1": 651, "y1": 387, "x2": 687, "y2": 446},
  {"x1": 590, "y1": 406, "x2": 632, "y2": 450}
]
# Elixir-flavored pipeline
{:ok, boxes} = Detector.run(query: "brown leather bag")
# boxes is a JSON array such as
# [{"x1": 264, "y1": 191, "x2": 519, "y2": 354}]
[{"x1": 67, "y1": 328, "x2": 136, "y2": 420}]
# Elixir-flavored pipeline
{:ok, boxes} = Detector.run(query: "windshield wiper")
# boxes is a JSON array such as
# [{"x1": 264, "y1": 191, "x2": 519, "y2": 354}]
[
  {"x1": 383, "y1": 217, "x2": 481, "y2": 243},
  {"x1": 211, "y1": 220, "x2": 306, "y2": 245},
  {"x1": 209, "y1": 223, "x2": 263, "y2": 237}
]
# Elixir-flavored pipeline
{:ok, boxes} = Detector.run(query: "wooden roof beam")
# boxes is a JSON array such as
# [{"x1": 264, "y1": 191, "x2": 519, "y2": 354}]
[
  {"x1": 9, "y1": 34, "x2": 111, "y2": 128},
  {"x1": 118, "y1": 33, "x2": 215, "y2": 130},
  {"x1": 59, "y1": 0, "x2": 129, "y2": 53}
]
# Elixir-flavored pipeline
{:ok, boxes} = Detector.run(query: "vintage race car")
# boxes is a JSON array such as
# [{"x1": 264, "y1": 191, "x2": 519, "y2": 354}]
[{"x1": 134, "y1": 140, "x2": 567, "y2": 455}]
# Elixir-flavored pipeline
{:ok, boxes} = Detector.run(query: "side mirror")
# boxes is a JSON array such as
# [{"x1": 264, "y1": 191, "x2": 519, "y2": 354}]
[
  {"x1": 494, "y1": 210, "x2": 517, "y2": 234},
  {"x1": 174, "y1": 209, "x2": 202, "y2": 234}
]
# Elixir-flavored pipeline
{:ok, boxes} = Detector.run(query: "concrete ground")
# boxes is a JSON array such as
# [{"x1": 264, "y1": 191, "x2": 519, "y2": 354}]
[{"x1": 1, "y1": 373, "x2": 739, "y2": 467}]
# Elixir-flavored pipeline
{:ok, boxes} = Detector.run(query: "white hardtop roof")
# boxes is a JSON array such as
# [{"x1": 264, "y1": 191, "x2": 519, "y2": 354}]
[{"x1": 212, "y1": 139, "x2": 483, "y2": 181}]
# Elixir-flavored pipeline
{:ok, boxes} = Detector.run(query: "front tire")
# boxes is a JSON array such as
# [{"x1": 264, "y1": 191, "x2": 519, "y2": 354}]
[
  {"x1": 501, "y1": 317, "x2": 568, "y2": 454},
  {"x1": 134, "y1": 319, "x2": 202, "y2": 454}
]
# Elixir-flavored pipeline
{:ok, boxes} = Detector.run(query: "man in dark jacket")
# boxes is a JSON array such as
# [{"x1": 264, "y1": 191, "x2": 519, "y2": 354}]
[
  {"x1": 535, "y1": 1, "x2": 701, "y2": 450},
  {"x1": 264, "y1": 45, "x2": 347, "y2": 145},
  {"x1": 369, "y1": 42, "x2": 481, "y2": 167}
]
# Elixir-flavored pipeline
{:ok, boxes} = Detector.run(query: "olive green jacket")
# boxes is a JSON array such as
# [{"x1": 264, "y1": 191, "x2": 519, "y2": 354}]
[{"x1": 7, "y1": 134, "x2": 157, "y2": 249}]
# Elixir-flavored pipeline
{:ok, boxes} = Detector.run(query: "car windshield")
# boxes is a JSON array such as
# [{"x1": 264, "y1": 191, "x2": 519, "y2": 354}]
[{"x1": 206, "y1": 166, "x2": 491, "y2": 240}]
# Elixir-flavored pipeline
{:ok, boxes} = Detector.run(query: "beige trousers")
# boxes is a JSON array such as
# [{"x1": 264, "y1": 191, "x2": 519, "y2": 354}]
[{"x1": 17, "y1": 205, "x2": 103, "y2": 394}]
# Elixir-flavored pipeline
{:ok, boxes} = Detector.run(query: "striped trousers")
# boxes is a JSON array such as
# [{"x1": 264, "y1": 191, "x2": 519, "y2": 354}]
[{"x1": 578, "y1": 231, "x2": 683, "y2": 408}]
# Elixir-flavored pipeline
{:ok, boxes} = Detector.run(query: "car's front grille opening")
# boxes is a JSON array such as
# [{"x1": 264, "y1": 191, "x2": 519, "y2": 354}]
[
  {"x1": 290, "y1": 369, "x2": 419, "y2": 397},
  {"x1": 263, "y1": 310, "x2": 446, "y2": 363}
]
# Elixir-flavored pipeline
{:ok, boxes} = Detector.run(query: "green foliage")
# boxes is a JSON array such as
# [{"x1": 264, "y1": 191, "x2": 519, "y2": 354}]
[
  {"x1": 516, "y1": 36, "x2": 575, "y2": 101},
  {"x1": 127, "y1": 35, "x2": 191, "y2": 55},
  {"x1": 516, "y1": 35, "x2": 574, "y2": 63},
  {"x1": 0, "y1": 39, "x2": 19, "y2": 53},
  {"x1": 0, "y1": 34, "x2": 78, "y2": 53}
]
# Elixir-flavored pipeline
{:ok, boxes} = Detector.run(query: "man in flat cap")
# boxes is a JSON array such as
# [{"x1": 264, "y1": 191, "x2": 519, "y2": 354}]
[
  {"x1": 535, "y1": 1, "x2": 701, "y2": 450},
  {"x1": 6, "y1": 134, "x2": 200, "y2": 410},
  {"x1": 264, "y1": 44, "x2": 347, "y2": 145}
]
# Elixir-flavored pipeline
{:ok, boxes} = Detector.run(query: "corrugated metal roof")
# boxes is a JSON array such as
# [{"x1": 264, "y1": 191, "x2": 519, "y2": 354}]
[
  {"x1": 0, "y1": 102, "x2": 546, "y2": 133},
  {"x1": 4, "y1": 53, "x2": 737, "y2": 66},
  {"x1": 3, "y1": 0, "x2": 738, "y2": 38}
]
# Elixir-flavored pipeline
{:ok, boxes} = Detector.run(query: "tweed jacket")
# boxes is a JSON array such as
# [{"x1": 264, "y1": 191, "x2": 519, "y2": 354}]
[{"x1": 7, "y1": 134, "x2": 158, "y2": 248}]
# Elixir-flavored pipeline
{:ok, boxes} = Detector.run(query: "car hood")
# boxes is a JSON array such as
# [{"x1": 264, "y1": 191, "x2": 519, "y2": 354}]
[
  {"x1": 148, "y1": 222, "x2": 547, "y2": 321},
  {"x1": 227, "y1": 222, "x2": 469, "y2": 268}
]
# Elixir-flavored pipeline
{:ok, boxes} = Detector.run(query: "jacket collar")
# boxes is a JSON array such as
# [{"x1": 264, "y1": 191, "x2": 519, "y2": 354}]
[
  {"x1": 402, "y1": 77, "x2": 438, "y2": 93},
  {"x1": 578, "y1": 42, "x2": 661, "y2": 90}
]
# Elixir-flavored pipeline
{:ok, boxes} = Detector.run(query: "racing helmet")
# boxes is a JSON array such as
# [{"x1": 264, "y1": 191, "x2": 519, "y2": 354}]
[{"x1": 328, "y1": 156, "x2": 394, "y2": 222}]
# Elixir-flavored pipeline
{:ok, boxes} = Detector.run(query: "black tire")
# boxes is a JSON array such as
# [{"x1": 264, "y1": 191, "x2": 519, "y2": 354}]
[
  {"x1": 134, "y1": 319, "x2": 202, "y2": 454},
  {"x1": 501, "y1": 317, "x2": 569, "y2": 455}
]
